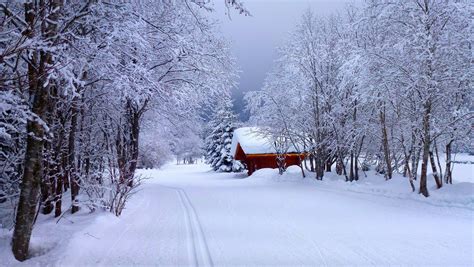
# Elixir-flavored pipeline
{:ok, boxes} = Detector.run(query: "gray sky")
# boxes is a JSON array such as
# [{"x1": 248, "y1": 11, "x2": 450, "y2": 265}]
[{"x1": 211, "y1": 0, "x2": 356, "y2": 120}]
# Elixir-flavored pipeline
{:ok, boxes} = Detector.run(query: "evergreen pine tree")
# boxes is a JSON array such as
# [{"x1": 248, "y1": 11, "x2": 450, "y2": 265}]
[
  {"x1": 204, "y1": 97, "x2": 244, "y2": 172},
  {"x1": 204, "y1": 117, "x2": 219, "y2": 165}
]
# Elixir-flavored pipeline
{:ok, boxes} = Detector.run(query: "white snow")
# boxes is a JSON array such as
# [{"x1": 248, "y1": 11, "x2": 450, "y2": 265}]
[
  {"x1": 231, "y1": 127, "x2": 273, "y2": 155},
  {"x1": 231, "y1": 127, "x2": 300, "y2": 156},
  {"x1": 1, "y1": 160, "x2": 472, "y2": 266}
]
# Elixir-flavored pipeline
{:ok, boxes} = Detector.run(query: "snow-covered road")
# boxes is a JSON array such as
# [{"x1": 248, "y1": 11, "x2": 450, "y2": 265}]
[{"x1": 24, "y1": 163, "x2": 473, "y2": 266}]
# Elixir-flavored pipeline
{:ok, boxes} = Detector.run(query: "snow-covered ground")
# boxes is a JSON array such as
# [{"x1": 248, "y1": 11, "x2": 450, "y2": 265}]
[{"x1": 1, "y1": 160, "x2": 473, "y2": 266}]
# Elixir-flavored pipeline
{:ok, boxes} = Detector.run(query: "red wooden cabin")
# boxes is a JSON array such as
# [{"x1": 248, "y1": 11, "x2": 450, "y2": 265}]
[{"x1": 231, "y1": 128, "x2": 305, "y2": 175}]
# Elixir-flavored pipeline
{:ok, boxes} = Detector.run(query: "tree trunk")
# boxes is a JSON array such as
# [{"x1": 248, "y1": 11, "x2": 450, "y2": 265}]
[
  {"x1": 429, "y1": 149, "x2": 442, "y2": 189},
  {"x1": 309, "y1": 154, "x2": 315, "y2": 172},
  {"x1": 54, "y1": 169, "x2": 63, "y2": 217},
  {"x1": 336, "y1": 151, "x2": 348, "y2": 181},
  {"x1": 69, "y1": 100, "x2": 79, "y2": 213},
  {"x1": 380, "y1": 108, "x2": 392, "y2": 180},
  {"x1": 12, "y1": 1, "x2": 56, "y2": 260},
  {"x1": 12, "y1": 117, "x2": 46, "y2": 261},
  {"x1": 350, "y1": 104, "x2": 358, "y2": 181},
  {"x1": 315, "y1": 150, "x2": 324, "y2": 180},
  {"x1": 404, "y1": 154, "x2": 416, "y2": 192},
  {"x1": 419, "y1": 16, "x2": 436, "y2": 197},
  {"x1": 340, "y1": 157, "x2": 349, "y2": 182},
  {"x1": 403, "y1": 150, "x2": 411, "y2": 177},
  {"x1": 336, "y1": 156, "x2": 343, "y2": 175},
  {"x1": 354, "y1": 154, "x2": 359, "y2": 181},
  {"x1": 128, "y1": 109, "x2": 140, "y2": 186},
  {"x1": 411, "y1": 142, "x2": 421, "y2": 181},
  {"x1": 419, "y1": 149, "x2": 430, "y2": 197},
  {"x1": 298, "y1": 155, "x2": 306, "y2": 178},
  {"x1": 52, "y1": 118, "x2": 67, "y2": 217},
  {"x1": 40, "y1": 81, "x2": 61, "y2": 215},
  {"x1": 419, "y1": 102, "x2": 431, "y2": 197},
  {"x1": 349, "y1": 152, "x2": 354, "y2": 182},
  {"x1": 325, "y1": 158, "x2": 332, "y2": 172},
  {"x1": 401, "y1": 131, "x2": 416, "y2": 179},
  {"x1": 40, "y1": 153, "x2": 53, "y2": 215},
  {"x1": 116, "y1": 101, "x2": 144, "y2": 187},
  {"x1": 434, "y1": 141, "x2": 443, "y2": 182},
  {"x1": 444, "y1": 141, "x2": 453, "y2": 184}
]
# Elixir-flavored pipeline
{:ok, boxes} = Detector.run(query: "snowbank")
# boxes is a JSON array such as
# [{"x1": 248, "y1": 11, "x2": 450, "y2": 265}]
[
  {"x1": 0, "y1": 209, "x2": 110, "y2": 266},
  {"x1": 249, "y1": 165, "x2": 305, "y2": 183},
  {"x1": 246, "y1": 166, "x2": 474, "y2": 211}
]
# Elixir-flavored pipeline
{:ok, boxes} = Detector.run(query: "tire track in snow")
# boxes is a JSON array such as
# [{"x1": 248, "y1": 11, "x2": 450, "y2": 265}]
[
  {"x1": 170, "y1": 186, "x2": 214, "y2": 267},
  {"x1": 175, "y1": 188, "x2": 198, "y2": 266}
]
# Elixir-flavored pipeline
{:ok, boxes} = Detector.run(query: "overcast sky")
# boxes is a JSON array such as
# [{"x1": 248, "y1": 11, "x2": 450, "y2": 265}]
[{"x1": 211, "y1": 0, "x2": 357, "y2": 120}]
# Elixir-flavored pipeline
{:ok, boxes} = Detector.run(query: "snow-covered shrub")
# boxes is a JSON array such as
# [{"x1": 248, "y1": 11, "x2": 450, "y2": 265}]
[
  {"x1": 80, "y1": 172, "x2": 108, "y2": 213},
  {"x1": 232, "y1": 160, "x2": 245, "y2": 172},
  {"x1": 108, "y1": 174, "x2": 145, "y2": 217}
]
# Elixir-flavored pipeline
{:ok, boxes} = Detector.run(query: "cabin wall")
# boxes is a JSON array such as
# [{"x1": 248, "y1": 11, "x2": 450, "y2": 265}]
[{"x1": 246, "y1": 155, "x2": 303, "y2": 175}]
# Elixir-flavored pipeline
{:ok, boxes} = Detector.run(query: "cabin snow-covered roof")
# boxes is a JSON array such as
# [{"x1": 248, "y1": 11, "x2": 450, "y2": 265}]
[{"x1": 231, "y1": 127, "x2": 301, "y2": 156}]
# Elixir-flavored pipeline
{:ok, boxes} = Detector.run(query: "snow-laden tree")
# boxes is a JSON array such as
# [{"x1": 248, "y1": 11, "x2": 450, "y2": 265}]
[
  {"x1": 360, "y1": 0, "x2": 473, "y2": 196},
  {"x1": 247, "y1": 10, "x2": 357, "y2": 180},
  {"x1": 138, "y1": 127, "x2": 173, "y2": 169},
  {"x1": 1, "y1": 0, "x2": 243, "y2": 261},
  {"x1": 246, "y1": 0, "x2": 472, "y2": 196},
  {"x1": 205, "y1": 96, "x2": 243, "y2": 172}
]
